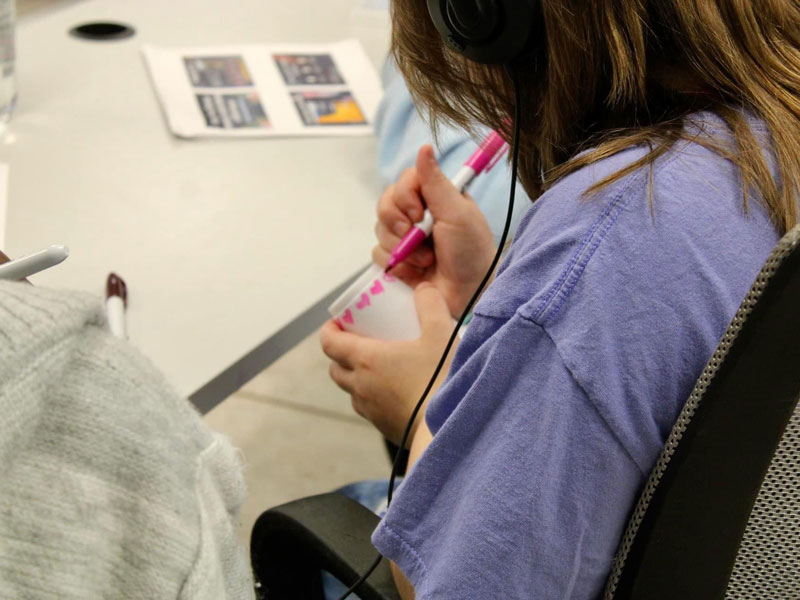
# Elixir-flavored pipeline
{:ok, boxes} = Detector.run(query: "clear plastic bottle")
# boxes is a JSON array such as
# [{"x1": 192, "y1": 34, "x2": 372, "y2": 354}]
[{"x1": 0, "y1": 0, "x2": 15, "y2": 122}]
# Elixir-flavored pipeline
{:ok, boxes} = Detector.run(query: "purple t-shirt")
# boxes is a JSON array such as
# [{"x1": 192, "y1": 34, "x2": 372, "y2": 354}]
[{"x1": 371, "y1": 115, "x2": 782, "y2": 598}]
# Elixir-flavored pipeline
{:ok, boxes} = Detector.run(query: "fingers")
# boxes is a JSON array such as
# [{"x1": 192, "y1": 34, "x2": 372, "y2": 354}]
[
  {"x1": 416, "y1": 145, "x2": 464, "y2": 221},
  {"x1": 349, "y1": 395, "x2": 368, "y2": 419},
  {"x1": 376, "y1": 169, "x2": 426, "y2": 242},
  {"x1": 376, "y1": 184, "x2": 411, "y2": 238},
  {"x1": 373, "y1": 223, "x2": 435, "y2": 270},
  {"x1": 319, "y1": 320, "x2": 360, "y2": 369},
  {"x1": 374, "y1": 220, "x2": 400, "y2": 251},
  {"x1": 371, "y1": 245, "x2": 429, "y2": 281},
  {"x1": 414, "y1": 283, "x2": 456, "y2": 336},
  {"x1": 394, "y1": 168, "x2": 426, "y2": 222},
  {"x1": 329, "y1": 362, "x2": 356, "y2": 395}
]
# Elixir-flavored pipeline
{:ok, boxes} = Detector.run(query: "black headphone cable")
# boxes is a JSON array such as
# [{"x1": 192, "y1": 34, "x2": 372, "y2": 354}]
[{"x1": 335, "y1": 63, "x2": 522, "y2": 600}]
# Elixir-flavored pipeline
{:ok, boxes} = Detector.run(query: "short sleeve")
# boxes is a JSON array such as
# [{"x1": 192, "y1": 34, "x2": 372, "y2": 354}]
[{"x1": 371, "y1": 313, "x2": 644, "y2": 599}]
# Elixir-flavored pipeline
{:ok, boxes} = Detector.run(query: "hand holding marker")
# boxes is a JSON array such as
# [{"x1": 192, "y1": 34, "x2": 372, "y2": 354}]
[
  {"x1": 329, "y1": 131, "x2": 507, "y2": 339},
  {"x1": 384, "y1": 130, "x2": 508, "y2": 273}
]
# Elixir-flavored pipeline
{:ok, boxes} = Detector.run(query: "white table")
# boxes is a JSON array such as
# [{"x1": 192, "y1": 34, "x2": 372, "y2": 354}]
[{"x1": 2, "y1": 0, "x2": 391, "y2": 411}]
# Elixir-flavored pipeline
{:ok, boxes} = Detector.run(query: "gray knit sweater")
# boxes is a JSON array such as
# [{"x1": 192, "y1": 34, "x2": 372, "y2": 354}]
[{"x1": 0, "y1": 282, "x2": 255, "y2": 599}]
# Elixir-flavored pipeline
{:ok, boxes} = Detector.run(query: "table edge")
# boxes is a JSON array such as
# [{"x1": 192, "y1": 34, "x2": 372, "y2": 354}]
[{"x1": 189, "y1": 263, "x2": 370, "y2": 414}]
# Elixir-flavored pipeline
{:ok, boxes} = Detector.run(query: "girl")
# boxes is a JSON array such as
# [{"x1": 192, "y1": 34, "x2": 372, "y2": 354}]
[{"x1": 321, "y1": 1, "x2": 800, "y2": 597}]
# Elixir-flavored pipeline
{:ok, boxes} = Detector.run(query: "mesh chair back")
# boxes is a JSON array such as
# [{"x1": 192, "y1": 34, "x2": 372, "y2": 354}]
[
  {"x1": 604, "y1": 225, "x2": 800, "y2": 599},
  {"x1": 725, "y1": 409, "x2": 800, "y2": 599}
]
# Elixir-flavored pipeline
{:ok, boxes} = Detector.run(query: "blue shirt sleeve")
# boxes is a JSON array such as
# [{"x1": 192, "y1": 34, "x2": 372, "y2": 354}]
[
  {"x1": 375, "y1": 59, "x2": 530, "y2": 244},
  {"x1": 372, "y1": 312, "x2": 643, "y2": 599}
]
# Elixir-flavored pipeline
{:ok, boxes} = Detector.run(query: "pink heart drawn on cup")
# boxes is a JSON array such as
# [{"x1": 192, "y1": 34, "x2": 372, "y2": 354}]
[
  {"x1": 382, "y1": 272, "x2": 397, "y2": 283},
  {"x1": 356, "y1": 293, "x2": 371, "y2": 310},
  {"x1": 342, "y1": 309, "x2": 354, "y2": 324},
  {"x1": 370, "y1": 280, "x2": 384, "y2": 295}
]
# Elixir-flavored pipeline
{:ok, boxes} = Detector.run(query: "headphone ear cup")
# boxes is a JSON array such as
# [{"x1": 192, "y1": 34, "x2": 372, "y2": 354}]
[
  {"x1": 427, "y1": 0, "x2": 537, "y2": 64},
  {"x1": 445, "y1": 0, "x2": 500, "y2": 43}
]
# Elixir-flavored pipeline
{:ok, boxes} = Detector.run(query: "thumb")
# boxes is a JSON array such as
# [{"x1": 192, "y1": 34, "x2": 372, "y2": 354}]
[
  {"x1": 414, "y1": 283, "x2": 454, "y2": 335},
  {"x1": 416, "y1": 145, "x2": 462, "y2": 220}
]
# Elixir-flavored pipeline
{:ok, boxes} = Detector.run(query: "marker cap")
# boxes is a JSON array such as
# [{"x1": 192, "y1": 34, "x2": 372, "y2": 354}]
[{"x1": 464, "y1": 131, "x2": 507, "y2": 174}]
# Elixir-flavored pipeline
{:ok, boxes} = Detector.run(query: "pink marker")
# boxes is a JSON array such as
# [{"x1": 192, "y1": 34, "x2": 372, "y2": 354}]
[{"x1": 385, "y1": 130, "x2": 508, "y2": 273}]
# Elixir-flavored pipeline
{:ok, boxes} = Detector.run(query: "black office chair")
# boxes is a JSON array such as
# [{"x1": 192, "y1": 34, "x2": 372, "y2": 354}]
[{"x1": 251, "y1": 224, "x2": 800, "y2": 600}]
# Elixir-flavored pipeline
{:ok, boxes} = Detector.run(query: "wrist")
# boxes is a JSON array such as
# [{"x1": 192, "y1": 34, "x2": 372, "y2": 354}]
[{"x1": 402, "y1": 409, "x2": 425, "y2": 450}]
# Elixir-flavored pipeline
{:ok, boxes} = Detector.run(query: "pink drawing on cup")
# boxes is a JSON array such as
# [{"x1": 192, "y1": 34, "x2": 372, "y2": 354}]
[
  {"x1": 370, "y1": 280, "x2": 384, "y2": 295},
  {"x1": 342, "y1": 309, "x2": 354, "y2": 324},
  {"x1": 382, "y1": 272, "x2": 397, "y2": 283},
  {"x1": 356, "y1": 293, "x2": 371, "y2": 310},
  {"x1": 334, "y1": 318, "x2": 343, "y2": 329}
]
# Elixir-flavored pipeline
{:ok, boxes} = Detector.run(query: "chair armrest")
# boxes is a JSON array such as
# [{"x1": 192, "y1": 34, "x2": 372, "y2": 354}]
[{"x1": 250, "y1": 492, "x2": 401, "y2": 600}]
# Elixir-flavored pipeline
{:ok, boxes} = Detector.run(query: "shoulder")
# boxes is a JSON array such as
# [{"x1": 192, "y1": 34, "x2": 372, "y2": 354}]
[
  {"x1": 477, "y1": 118, "x2": 777, "y2": 324},
  {"x1": 0, "y1": 280, "x2": 236, "y2": 500},
  {"x1": 0, "y1": 282, "x2": 250, "y2": 595},
  {"x1": 472, "y1": 121, "x2": 780, "y2": 469}
]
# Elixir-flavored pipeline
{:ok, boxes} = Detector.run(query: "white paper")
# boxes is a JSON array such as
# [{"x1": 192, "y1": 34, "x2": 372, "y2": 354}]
[
  {"x1": 0, "y1": 163, "x2": 7, "y2": 250},
  {"x1": 142, "y1": 40, "x2": 383, "y2": 138}
]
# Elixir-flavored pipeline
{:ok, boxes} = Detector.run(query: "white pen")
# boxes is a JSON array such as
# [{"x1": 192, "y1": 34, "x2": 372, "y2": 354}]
[
  {"x1": 0, "y1": 245, "x2": 70, "y2": 281},
  {"x1": 106, "y1": 272, "x2": 128, "y2": 339}
]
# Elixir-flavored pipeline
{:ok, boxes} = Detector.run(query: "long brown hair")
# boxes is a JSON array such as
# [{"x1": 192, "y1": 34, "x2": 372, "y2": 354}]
[{"x1": 391, "y1": 0, "x2": 800, "y2": 233}]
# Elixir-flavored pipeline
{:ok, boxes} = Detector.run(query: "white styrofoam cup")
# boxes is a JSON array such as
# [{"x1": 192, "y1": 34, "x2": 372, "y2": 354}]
[{"x1": 328, "y1": 263, "x2": 421, "y2": 341}]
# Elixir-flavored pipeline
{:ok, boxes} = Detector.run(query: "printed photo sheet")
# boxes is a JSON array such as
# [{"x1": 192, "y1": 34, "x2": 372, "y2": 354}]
[{"x1": 143, "y1": 40, "x2": 382, "y2": 138}]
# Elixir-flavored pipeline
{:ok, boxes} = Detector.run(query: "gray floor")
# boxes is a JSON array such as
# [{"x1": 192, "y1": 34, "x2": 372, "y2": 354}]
[{"x1": 204, "y1": 330, "x2": 390, "y2": 549}]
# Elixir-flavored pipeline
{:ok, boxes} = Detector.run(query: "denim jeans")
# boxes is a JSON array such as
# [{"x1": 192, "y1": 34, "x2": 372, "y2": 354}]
[{"x1": 321, "y1": 478, "x2": 396, "y2": 600}]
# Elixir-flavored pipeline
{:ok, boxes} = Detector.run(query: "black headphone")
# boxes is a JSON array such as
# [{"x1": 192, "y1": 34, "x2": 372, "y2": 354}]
[{"x1": 426, "y1": 0, "x2": 539, "y2": 64}]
